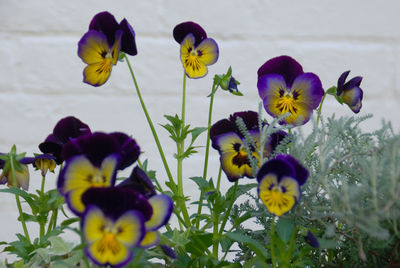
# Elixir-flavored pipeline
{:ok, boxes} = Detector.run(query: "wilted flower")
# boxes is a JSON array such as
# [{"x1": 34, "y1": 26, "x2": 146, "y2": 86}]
[
  {"x1": 257, "y1": 55, "x2": 324, "y2": 125},
  {"x1": 257, "y1": 154, "x2": 308, "y2": 216},
  {"x1": 173, "y1": 21, "x2": 219, "y2": 79},
  {"x1": 160, "y1": 244, "x2": 177, "y2": 259},
  {"x1": 210, "y1": 111, "x2": 286, "y2": 182},
  {"x1": 33, "y1": 154, "x2": 57, "y2": 177},
  {"x1": 81, "y1": 187, "x2": 150, "y2": 267},
  {"x1": 0, "y1": 157, "x2": 33, "y2": 191},
  {"x1": 78, "y1": 11, "x2": 137, "y2": 86},
  {"x1": 337, "y1": 70, "x2": 363, "y2": 113}
]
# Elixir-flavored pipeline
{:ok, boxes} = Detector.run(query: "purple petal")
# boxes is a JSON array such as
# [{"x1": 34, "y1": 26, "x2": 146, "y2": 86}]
[
  {"x1": 230, "y1": 111, "x2": 259, "y2": 132},
  {"x1": 145, "y1": 194, "x2": 173, "y2": 230},
  {"x1": 342, "y1": 86, "x2": 363, "y2": 113},
  {"x1": 291, "y1": 73, "x2": 324, "y2": 109},
  {"x1": 119, "y1": 18, "x2": 137, "y2": 56},
  {"x1": 257, "y1": 56, "x2": 304, "y2": 87},
  {"x1": 305, "y1": 231, "x2": 320, "y2": 248},
  {"x1": 53, "y1": 116, "x2": 91, "y2": 144},
  {"x1": 61, "y1": 132, "x2": 120, "y2": 167},
  {"x1": 343, "y1": 76, "x2": 363, "y2": 91},
  {"x1": 275, "y1": 154, "x2": 308, "y2": 186},
  {"x1": 160, "y1": 245, "x2": 177, "y2": 259},
  {"x1": 256, "y1": 158, "x2": 296, "y2": 183},
  {"x1": 89, "y1": 11, "x2": 120, "y2": 46},
  {"x1": 210, "y1": 118, "x2": 236, "y2": 143},
  {"x1": 82, "y1": 187, "x2": 153, "y2": 221},
  {"x1": 257, "y1": 73, "x2": 287, "y2": 100},
  {"x1": 38, "y1": 134, "x2": 63, "y2": 164},
  {"x1": 110, "y1": 132, "x2": 140, "y2": 170},
  {"x1": 265, "y1": 130, "x2": 288, "y2": 156},
  {"x1": 337, "y1": 70, "x2": 350, "y2": 96},
  {"x1": 118, "y1": 166, "x2": 156, "y2": 198},
  {"x1": 173, "y1": 21, "x2": 207, "y2": 46}
]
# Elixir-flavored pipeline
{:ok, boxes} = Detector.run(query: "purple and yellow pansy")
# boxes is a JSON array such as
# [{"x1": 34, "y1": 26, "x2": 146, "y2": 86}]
[
  {"x1": 257, "y1": 56, "x2": 324, "y2": 125},
  {"x1": 81, "y1": 187, "x2": 150, "y2": 267},
  {"x1": 78, "y1": 11, "x2": 137, "y2": 87},
  {"x1": 57, "y1": 132, "x2": 140, "y2": 215},
  {"x1": 257, "y1": 154, "x2": 309, "y2": 216},
  {"x1": 337, "y1": 70, "x2": 363, "y2": 113},
  {"x1": 173, "y1": 21, "x2": 219, "y2": 78},
  {"x1": 210, "y1": 111, "x2": 286, "y2": 182}
]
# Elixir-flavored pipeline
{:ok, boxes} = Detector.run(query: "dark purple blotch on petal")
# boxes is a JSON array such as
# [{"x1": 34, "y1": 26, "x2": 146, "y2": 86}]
[
  {"x1": 118, "y1": 166, "x2": 156, "y2": 198},
  {"x1": 257, "y1": 56, "x2": 304, "y2": 88},
  {"x1": 82, "y1": 187, "x2": 153, "y2": 221},
  {"x1": 173, "y1": 21, "x2": 207, "y2": 46}
]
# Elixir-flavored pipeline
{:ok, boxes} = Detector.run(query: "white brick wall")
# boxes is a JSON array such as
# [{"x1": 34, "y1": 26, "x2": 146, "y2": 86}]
[{"x1": 1, "y1": 0, "x2": 399, "y2": 259}]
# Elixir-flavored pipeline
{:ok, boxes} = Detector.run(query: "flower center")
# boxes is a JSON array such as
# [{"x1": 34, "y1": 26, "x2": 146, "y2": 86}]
[
  {"x1": 276, "y1": 93, "x2": 298, "y2": 114},
  {"x1": 97, "y1": 232, "x2": 121, "y2": 255},
  {"x1": 86, "y1": 169, "x2": 108, "y2": 187}
]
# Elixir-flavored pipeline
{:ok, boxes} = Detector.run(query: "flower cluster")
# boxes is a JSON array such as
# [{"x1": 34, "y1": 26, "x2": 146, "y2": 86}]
[{"x1": 45, "y1": 117, "x2": 173, "y2": 267}]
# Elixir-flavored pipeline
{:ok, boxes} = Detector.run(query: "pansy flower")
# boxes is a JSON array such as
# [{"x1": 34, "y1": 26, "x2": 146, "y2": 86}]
[
  {"x1": 210, "y1": 111, "x2": 286, "y2": 182},
  {"x1": 78, "y1": 11, "x2": 137, "y2": 87},
  {"x1": 337, "y1": 70, "x2": 363, "y2": 113},
  {"x1": 39, "y1": 116, "x2": 91, "y2": 164},
  {"x1": 33, "y1": 154, "x2": 57, "y2": 177},
  {"x1": 173, "y1": 21, "x2": 219, "y2": 78},
  {"x1": 117, "y1": 166, "x2": 173, "y2": 248},
  {"x1": 81, "y1": 187, "x2": 150, "y2": 267},
  {"x1": 257, "y1": 55, "x2": 324, "y2": 125},
  {"x1": 305, "y1": 231, "x2": 320, "y2": 248},
  {"x1": 257, "y1": 154, "x2": 309, "y2": 216}
]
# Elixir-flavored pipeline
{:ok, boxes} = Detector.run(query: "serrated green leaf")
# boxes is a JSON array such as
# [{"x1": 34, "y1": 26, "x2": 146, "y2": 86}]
[{"x1": 276, "y1": 218, "x2": 295, "y2": 243}]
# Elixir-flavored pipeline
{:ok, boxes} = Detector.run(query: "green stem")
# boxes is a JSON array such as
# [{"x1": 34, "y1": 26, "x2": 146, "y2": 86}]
[
  {"x1": 219, "y1": 180, "x2": 238, "y2": 235},
  {"x1": 177, "y1": 72, "x2": 191, "y2": 226},
  {"x1": 40, "y1": 175, "x2": 46, "y2": 195},
  {"x1": 195, "y1": 84, "x2": 217, "y2": 229},
  {"x1": 9, "y1": 158, "x2": 31, "y2": 243},
  {"x1": 270, "y1": 217, "x2": 277, "y2": 268},
  {"x1": 124, "y1": 55, "x2": 175, "y2": 187},
  {"x1": 286, "y1": 226, "x2": 298, "y2": 261},
  {"x1": 46, "y1": 210, "x2": 55, "y2": 234},
  {"x1": 216, "y1": 165, "x2": 223, "y2": 193},
  {"x1": 316, "y1": 91, "x2": 328, "y2": 125}
]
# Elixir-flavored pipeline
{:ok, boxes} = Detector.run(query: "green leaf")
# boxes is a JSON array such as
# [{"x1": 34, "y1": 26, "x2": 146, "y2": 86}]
[
  {"x1": 47, "y1": 236, "x2": 75, "y2": 256},
  {"x1": 318, "y1": 238, "x2": 339, "y2": 249},
  {"x1": 189, "y1": 177, "x2": 210, "y2": 191},
  {"x1": 325, "y1": 86, "x2": 337, "y2": 96},
  {"x1": 225, "y1": 232, "x2": 268, "y2": 260},
  {"x1": 0, "y1": 188, "x2": 36, "y2": 209},
  {"x1": 276, "y1": 218, "x2": 295, "y2": 243},
  {"x1": 60, "y1": 217, "x2": 80, "y2": 228}
]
